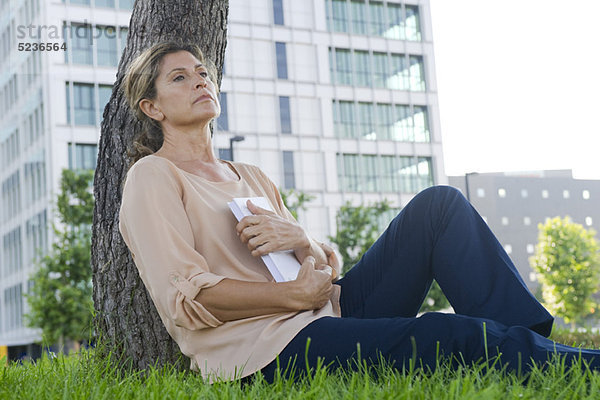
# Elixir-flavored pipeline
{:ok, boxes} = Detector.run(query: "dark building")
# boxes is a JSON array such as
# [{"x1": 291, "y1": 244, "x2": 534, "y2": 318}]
[{"x1": 449, "y1": 170, "x2": 600, "y2": 291}]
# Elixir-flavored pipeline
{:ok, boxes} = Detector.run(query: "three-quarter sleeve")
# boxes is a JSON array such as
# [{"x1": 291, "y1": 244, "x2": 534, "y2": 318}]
[{"x1": 118, "y1": 160, "x2": 226, "y2": 331}]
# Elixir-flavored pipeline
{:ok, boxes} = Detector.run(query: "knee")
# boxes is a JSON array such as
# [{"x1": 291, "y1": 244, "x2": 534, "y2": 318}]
[
  {"x1": 410, "y1": 185, "x2": 465, "y2": 209},
  {"x1": 420, "y1": 185, "x2": 463, "y2": 199}
]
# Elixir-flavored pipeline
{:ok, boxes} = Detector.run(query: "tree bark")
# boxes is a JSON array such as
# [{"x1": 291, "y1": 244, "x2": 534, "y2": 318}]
[{"x1": 91, "y1": 0, "x2": 228, "y2": 370}]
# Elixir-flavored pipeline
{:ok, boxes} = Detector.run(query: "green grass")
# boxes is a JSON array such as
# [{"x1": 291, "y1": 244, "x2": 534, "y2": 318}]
[
  {"x1": 3, "y1": 329, "x2": 600, "y2": 400},
  {"x1": 2, "y1": 350, "x2": 600, "y2": 399}
]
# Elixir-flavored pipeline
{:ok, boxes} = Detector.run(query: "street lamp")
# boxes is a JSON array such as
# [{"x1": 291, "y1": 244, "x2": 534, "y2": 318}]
[
  {"x1": 229, "y1": 135, "x2": 245, "y2": 161},
  {"x1": 464, "y1": 172, "x2": 479, "y2": 203}
]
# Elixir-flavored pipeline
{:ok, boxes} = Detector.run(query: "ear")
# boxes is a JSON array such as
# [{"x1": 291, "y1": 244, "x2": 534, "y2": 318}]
[{"x1": 139, "y1": 98, "x2": 165, "y2": 122}]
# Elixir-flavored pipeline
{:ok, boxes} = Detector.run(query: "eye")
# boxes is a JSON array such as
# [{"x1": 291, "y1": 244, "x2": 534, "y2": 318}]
[
  {"x1": 199, "y1": 71, "x2": 209, "y2": 78},
  {"x1": 173, "y1": 75, "x2": 184, "y2": 82}
]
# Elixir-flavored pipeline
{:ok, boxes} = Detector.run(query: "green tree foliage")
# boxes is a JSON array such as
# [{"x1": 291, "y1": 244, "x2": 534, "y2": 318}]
[
  {"x1": 328, "y1": 201, "x2": 391, "y2": 275},
  {"x1": 25, "y1": 169, "x2": 95, "y2": 348},
  {"x1": 419, "y1": 281, "x2": 451, "y2": 313},
  {"x1": 531, "y1": 216, "x2": 600, "y2": 326},
  {"x1": 279, "y1": 188, "x2": 315, "y2": 220}
]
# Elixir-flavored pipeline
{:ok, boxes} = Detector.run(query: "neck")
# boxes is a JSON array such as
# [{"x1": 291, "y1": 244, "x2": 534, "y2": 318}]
[{"x1": 158, "y1": 122, "x2": 217, "y2": 163}]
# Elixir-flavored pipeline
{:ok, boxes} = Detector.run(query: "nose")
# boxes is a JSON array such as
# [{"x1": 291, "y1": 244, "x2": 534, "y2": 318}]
[{"x1": 195, "y1": 75, "x2": 207, "y2": 88}]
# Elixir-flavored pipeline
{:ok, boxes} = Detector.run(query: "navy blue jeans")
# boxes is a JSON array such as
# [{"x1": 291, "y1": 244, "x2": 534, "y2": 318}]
[{"x1": 259, "y1": 186, "x2": 600, "y2": 381}]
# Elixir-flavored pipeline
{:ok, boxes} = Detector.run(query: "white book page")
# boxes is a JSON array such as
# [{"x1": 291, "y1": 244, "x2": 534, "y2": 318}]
[{"x1": 228, "y1": 197, "x2": 301, "y2": 282}]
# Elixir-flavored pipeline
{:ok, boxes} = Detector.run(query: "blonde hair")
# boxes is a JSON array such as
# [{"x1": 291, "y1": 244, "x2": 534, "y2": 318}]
[{"x1": 123, "y1": 42, "x2": 219, "y2": 169}]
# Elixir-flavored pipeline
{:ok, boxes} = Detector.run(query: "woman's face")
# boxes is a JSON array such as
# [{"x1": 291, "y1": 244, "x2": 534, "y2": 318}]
[{"x1": 145, "y1": 50, "x2": 220, "y2": 128}]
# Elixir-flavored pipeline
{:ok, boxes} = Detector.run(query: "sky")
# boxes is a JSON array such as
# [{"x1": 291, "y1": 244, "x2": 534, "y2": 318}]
[{"x1": 429, "y1": 0, "x2": 600, "y2": 180}]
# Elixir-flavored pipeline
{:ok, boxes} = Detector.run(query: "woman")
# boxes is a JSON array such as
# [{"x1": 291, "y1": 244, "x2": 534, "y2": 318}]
[{"x1": 119, "y1": 42, "x2": 600, "y2": 383}]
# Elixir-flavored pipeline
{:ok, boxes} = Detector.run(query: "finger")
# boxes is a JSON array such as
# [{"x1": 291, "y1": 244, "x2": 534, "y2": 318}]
[
  {"x1": 322, "y1": 265, "x2": 333, "y2": 277},
  {"x1": 247, "y1": 200, "x2": 274, "y2": 215},
  {"x1": 251, "y1": 242, "x2": 274, "y2": 257},
  {"x1": 239, "y1": 225, "x2": 260, "y2": 243},
  {"x1": 303, "y1": 256, "x2": 315, "y2": 267},
  {"x1": 236, "y1": 216, "x2": 261, "y2": 234},
  {"x1": 316, "y1": 264, "x2": 333, "y2": 277},
  {"x1": 248, "y1": 235, "x2": 268, "y2": 251},
  {"x1": 320, "y1": 242, "x2": 334, "y2": 256}
]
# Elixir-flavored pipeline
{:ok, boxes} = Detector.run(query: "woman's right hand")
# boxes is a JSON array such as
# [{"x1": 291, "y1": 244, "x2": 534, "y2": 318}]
[{"x1": 289, "y1": 256, "x2": 333, "y2": 311}]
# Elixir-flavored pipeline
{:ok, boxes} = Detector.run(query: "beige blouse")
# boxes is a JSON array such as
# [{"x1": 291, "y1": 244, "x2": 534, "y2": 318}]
[{"x1": 118, "y1": 154, "x2": 341, "y2": 381}]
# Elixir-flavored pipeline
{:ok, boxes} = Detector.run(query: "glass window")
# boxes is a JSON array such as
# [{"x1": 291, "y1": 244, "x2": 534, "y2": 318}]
[
  {"x1": 498, "y1": 188, "x2": 506, "y2": 198},
  {"x1": 333, "y1": 100, "x2": 356, "y2": 138},
  {"x1": 216, "y1": 92, "x2": 228, "y2": 131},
  {"x1": 3, "y1": 227, "x2": 22, "y2": 276},
  {"x1": 504, "y1": 244, "x2": 512, "y2": 254},
  {"x1": 330, "y1": 48, "x2": 352, "y2": 85},
  {"x1": 279, "y1": 96, "x2": 291, "y2": 134},
  {"x1": 98, "y1": 85, "x2": 112, "y2": 123},
  {"x1": 73, "y1": 83, "x2": 95, "y2": 125},
  {"x1": 357, "y1": 102, "x2": 375, "y2": 140},
  {"x1": 95, "y1": 0, "x2": 115, "y2": 7},
  {"x1": 338, "y1": 153, "x2": 359, "y2": 191},
  {"x1": 275, "y1": 42, "x2": 288, "y2": 79},
  {"x1": 70, "y1": 23, "x2": 93, "y2": 65},
  {"x1": 372, "y1": 52, "x2": 388, "y2": 89},
  {"x1": 362, "y1": 154, "x2": 378, "y2": 191},
  {"x1": 328, "y1": 0, "x2": 349, "y2": 32},
  {"x1": 415, "y1": 157, "x2": 433, "y2": 190},
  {"x1": 413, "y1": 106, "x2": 430, "y2": 142},
  {"x1": 96, "y1": 25, "x2": 118, "y2": 66},
  {"x1": 405, "y1": 5, "x2": 422, "y2": 41},
  {"x1": 585, "y1": 217, "x2": 593, "y2": 226},
  {"x1": 477, "y1": 188, "x2": 485, "y2": 198},
  {"x1": 65, "y1": 82, "x2": 71, "y2": 123},
  {"x1": 379, "y1": 155, "x2": 398, "y2": 192},
  {"x1": 375, "y1": 103, "x2": 393, "y2": 140},
  {"x1": 397, "y1": 157, "x2": 420, "y2": 193},
  {"x1": 68, "y1": 143, "x2": 98, "y2": 170},
  {"x1": 386, "y1": 2, "x2": 403, "y2": 40},
  {"x1": 582, "y1": 190, "x2": 590, "y2": 199},
  {"x1": 527, "y1": 244, "x2": 534, "y2": 254},
  {"x1": 368, "y1": 1, "x2": 385, "y2": 36},
  {"x1": 409, "y1": 55, "x2": 425, "y2": 91},
  {"x1": 542, "y1": 189, "x2": 549, "y2": 198},
  {"x1": 390, "y1": 53, "x2": 408, "y2": 90},
  {"x1": 119, "y1": 0, "x2": 134, "y2": 10},
  {"x1": 523, "y1": 216, "x2": 531, "y2": 225},
  {"x1": 273, "y1": 0, "x2": 284, "y2": 25},
  {"x1": 350, "y1": 0, "x2": 367, "y2": 35},
  {"x1": 501, "y1": 217, "x2": 509, "y2": 225},
  {"x1": 282, "y1": 151, "x2": 295, "y2": 189},
  {"x1": 119, "y1": 27, "x2": 128, "y2": 57},
  {"x1": 521, "y1": 189, "x2": 528, "y2": 198},
  {"x1": 563, "y1": 190, "x2": 570, "y2": 199},
  {"x1": 393, "y1": 105, "x2": 411, "y2": 141},
  {"x1": 340, "y1": 154, "x2": 434, "y2": 194},
  {"x1": 353, "y1": 50, "x2": 371, "y2": 87},
  {"x1": 70, "y1": 0, "x2": 90, "y2": 5}
]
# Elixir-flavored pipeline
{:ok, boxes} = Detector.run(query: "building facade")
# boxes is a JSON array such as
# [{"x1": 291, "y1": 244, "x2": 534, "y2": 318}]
[
  {"x1": 0, "y1": 0, "x2": 446, "y2": 355},
  {"x1": 449, "y1": 171, "x2": 600, "y2": 292}
]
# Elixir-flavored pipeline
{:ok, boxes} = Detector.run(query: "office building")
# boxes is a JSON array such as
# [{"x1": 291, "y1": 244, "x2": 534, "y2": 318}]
[
  {"x1": 450, "y1": 171, "x2": 600, "y2": 292},
  {"x1": 0, "y1": 0, "x2": 446, "y2": 357}
]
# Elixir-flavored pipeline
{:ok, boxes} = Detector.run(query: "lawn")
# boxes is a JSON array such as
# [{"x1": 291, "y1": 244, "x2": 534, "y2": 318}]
[{"x1": 2, "y1": 328, "x2": 600, "y2": 399}]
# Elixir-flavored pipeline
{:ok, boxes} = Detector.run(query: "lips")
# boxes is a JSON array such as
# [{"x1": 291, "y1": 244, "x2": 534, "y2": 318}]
[{"x1": 194, "y1": 94, "x2": 212, "y2": 104}]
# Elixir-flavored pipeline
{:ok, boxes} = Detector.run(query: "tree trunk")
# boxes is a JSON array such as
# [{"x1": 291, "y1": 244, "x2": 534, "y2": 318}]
[{"x1": 91, "y1": 0, "x2": 228, "y2": 370}]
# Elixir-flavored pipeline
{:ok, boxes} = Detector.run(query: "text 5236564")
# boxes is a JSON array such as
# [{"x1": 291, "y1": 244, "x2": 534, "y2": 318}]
[{"x1": 18, "y1": 42, "x2": 67, "y2": 51}]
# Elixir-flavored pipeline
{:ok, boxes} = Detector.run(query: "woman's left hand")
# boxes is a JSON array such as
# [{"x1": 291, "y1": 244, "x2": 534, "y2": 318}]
[{"x1": 236, "y1": 200, "x2": 310, "y2": 257}]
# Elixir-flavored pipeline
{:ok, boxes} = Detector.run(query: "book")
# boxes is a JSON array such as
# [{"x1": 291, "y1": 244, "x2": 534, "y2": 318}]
[{"x1": 228, "y1": 197, "x2": 301, "y2": 282}]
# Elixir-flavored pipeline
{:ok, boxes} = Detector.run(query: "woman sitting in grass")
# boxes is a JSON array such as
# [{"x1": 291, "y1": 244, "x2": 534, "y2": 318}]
[{"x1": 118, "y1": 42, "x2": 600, "y2": 383}]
